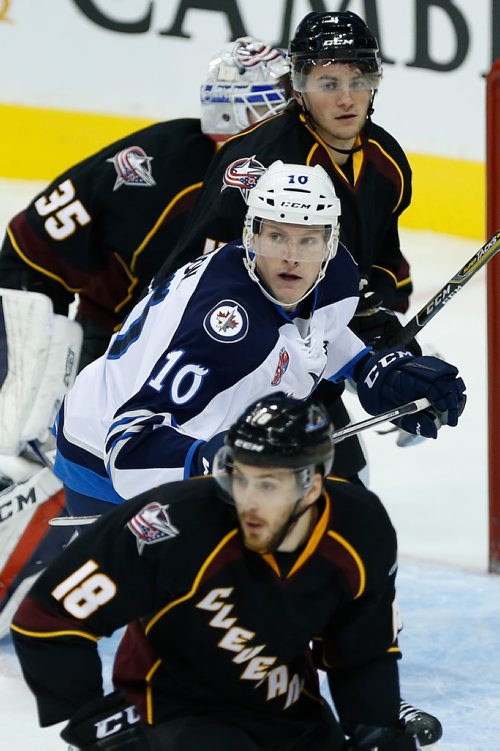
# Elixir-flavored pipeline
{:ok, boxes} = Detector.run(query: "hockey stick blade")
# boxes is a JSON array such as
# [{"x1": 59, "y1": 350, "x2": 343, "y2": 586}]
[
  {"x1": 49, "y1": 398, "x2": 432, "y2": 527},
  {"x1": 49, "y1": 514, "x2": 101, "y2": 526},
  {"x1": 388, "y1": 230, "x2": 500, "y2": 347},
  {"x1": 331, "y1": 397, "x2": 431, "y2": 444}
]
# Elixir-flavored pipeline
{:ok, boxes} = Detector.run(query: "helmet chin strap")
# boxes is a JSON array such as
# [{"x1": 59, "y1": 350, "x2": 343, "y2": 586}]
[
  {"x1": 265, "y1": 496, "x2": 310, "y2": 553},
  {"x1": 297, "y1": 91, "x2": 377, "y2": 156}
]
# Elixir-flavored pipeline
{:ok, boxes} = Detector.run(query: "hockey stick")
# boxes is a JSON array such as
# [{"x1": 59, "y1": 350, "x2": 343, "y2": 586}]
[
  {"x1": 388, "y1": 230, "x2": 500, "y2": 347},
  {"x1": 330, "y1": 397, "x2": 431, "y2": 443},
  {"x1": 48, "y1": 396, "x2": 432, "y2": 527}
]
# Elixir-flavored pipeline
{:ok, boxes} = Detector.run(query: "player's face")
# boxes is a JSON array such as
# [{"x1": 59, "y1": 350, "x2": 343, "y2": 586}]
[
  {"x1": 254, "y1": 220, "x2": 327, "y2": 309},
  {"x1": 300, "y1": 63, "x2": 375, "y2": 147},
  {"x1": 232, "y1": 462, "x2": 303, "y2": 553},
  {"x1": 232, "y1": 461, "x2": 322, "y2": 554}
]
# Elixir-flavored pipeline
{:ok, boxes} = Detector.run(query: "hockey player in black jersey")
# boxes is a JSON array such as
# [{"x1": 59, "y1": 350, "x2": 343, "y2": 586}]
[
  {"x1": 158, "y1": 12, "x2": 413, "y2": 330},
  {"x1": 12, "y1": 394, "x2": 420, "y2": 751}
]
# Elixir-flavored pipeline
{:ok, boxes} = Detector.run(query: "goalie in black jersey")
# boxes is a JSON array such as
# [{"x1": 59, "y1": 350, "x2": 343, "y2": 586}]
[{"x1": 12, "y1": 394, "x2": 419, "y2": 751}]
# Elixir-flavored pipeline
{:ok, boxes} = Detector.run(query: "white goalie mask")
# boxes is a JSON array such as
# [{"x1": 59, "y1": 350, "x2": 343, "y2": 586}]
[
  {"x1": 200, "y1": 37, "x2": 290, "y2": 142},
  {"x1": 243, "y1": 161, "x2": 341, "y2": 306}
]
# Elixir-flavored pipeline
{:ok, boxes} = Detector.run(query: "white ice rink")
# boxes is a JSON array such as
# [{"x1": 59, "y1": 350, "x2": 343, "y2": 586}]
[{"x1": 0, "y1": 179, "x2": 499, "y2": 749}]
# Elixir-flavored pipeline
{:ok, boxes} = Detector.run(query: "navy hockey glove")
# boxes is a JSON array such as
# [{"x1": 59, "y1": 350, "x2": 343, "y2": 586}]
[
  {"x1": 60, "y1": 691, "x2": 148, "y2": 750},
  {"x1": 345, "y1": 724, "x2": 420, "y2": 750},
  {"x1": 356, "y1": 350, "x2": 466, "y2": 439},
  {"x1": 349, "y1": 292, "x2": 421, "y2": 356},
  {"x1": 190, "y1": 431, "x2": 227, "y2": 476}
]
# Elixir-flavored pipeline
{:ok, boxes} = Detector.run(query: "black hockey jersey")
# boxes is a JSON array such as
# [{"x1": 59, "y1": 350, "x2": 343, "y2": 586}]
[
  {"x1": 12, "y1": 476, "x2": 401, "y2": 743},
  {"x1": 0, "y1": 119, "x2": 217, "y2": 358},
  {"x1": 158, "y1": 109, "x2": 413, "y2": 312}
]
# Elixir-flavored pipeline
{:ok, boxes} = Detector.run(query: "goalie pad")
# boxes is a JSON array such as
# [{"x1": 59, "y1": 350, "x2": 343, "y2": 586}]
[
  {"x1": 0, "y1": 456, "x2": 69, "y2": 639},
  {"x1": 0, "y1": 289, "x2": 83, "y2": 454}
]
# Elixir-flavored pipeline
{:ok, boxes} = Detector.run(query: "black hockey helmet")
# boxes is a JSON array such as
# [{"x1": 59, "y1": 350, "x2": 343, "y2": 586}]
[
  {"x1": 216, "y1": 393, "x2": 334, "y2": 475},
  {"x1": 289, "y1": 11, "x2": 382, "y2": 76}
]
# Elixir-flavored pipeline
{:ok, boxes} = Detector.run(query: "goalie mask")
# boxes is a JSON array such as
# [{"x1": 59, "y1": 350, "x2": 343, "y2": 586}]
[
  {"x1": 242, "y1": 161, "x2": 341, "y2": 307},
  {"x1": 200, "y1": 37, "x2": 290, "y2": 142}
]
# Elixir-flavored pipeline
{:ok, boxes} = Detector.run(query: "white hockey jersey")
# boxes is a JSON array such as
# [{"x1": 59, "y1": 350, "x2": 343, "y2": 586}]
[{"x1": 54, "y1": 241, "x2": 369, "y2": 502}]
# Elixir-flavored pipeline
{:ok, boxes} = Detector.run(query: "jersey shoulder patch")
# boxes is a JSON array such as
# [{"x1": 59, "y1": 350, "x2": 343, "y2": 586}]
[
  {"x1": 222, "y1": 155, "x2": 266, "y2": 199},
  {"x1": 106, "y1": 146, "x2": 156, "y2": 190},
  {"x1": 127, "y1": 502, "x2": 179, "y2": 554}
]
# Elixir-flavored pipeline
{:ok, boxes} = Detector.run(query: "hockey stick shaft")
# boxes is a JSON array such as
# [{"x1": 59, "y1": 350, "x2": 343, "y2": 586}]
[
  {"x1": 330, "y1": 397, "x2": 431, "y2": 444},
  {"x1": 388, "y1": 230, "x2": 500, "y2": 347},
  {"x1": 48, "y1": 397, "x2": 432, "y2": 526}
]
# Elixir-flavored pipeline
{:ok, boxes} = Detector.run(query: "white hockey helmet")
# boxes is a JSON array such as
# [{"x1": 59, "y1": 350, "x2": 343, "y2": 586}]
[
  {"x1": 243, "y1": 161, "x2": 341, "y2": 306},
  {"x1": 200, "y1": 37, "x2": 290, "y2": 142}
]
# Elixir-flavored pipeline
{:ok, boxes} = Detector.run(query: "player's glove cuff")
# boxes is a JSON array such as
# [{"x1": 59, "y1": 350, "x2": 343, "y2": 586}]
[{"x1": 60, "y1": 691, "x2": 148, "y2": 750}]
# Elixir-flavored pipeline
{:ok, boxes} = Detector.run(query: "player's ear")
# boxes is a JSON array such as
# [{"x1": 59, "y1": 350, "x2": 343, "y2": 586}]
[{"x1": 304, "y1": 472, "x2": 323, "y2": 507}]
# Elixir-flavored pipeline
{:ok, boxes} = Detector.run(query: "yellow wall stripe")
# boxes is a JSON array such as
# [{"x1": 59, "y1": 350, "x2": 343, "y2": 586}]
[
  {"x1": 0, "y1": 103, "x2": 484, "y2": 240},
  {"x1": 404, "y1": 151, "x2": 485, "y2": 240},
  {"x1": 0, "y1": 102, "x2": 153, "y2": 181}
]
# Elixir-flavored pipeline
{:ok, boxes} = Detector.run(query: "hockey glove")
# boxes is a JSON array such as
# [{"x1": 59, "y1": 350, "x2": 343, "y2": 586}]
[
  {"x1": 190, "y1": 431, "x2": 227, "y2": 477},
  {"x1": 349, "y1": 292, "x2": 421, "y2": 356},
  {"x1": 345, "y1": 724, "x2": 420, "y2": 750},
  {"x1": 356, "y1": 350, "x2": 467, "y2": 439},
  {"x1": 60, "y1": 691, "x2": 148, "y2": 750}
]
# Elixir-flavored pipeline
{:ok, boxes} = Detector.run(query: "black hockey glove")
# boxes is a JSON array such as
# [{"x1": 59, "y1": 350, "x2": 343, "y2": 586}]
[
  {"x1": 190, "y1": 431, "x2": 227, "y2": 476},
  {"x1": 345, "y1": 724, "x2": 420, "y2": 750},
  {"x1": 60, "y1": 691, "x2": 148, "y2": 750},
  {"x1": 349, "y1": 292, "x2": 421, "y2": 356},
  {"x1": 356, "y1": 350, "x2": 467, "y2": 438}
]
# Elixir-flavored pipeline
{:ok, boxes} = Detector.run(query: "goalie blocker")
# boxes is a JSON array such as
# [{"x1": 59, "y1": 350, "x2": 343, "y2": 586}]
[{"x1": 0, "y1": 289, "x2": 83, "y2": 455}]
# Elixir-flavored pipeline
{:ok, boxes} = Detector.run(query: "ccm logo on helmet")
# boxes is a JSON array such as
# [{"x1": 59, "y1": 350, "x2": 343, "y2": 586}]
[{"x1": 280, "y1": 201, "x2": 312, "y2": 209}]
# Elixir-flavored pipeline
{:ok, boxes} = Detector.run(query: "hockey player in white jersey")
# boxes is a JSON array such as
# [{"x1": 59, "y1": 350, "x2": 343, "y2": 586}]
[{"x1": 52, "y1": 160, "x2": 466, "y2": 521}]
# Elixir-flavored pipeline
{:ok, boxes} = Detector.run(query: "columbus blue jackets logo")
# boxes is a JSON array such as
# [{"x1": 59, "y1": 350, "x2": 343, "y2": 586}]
[
  {"x1": 271, "y1": 347, "x2": 289, "y2": 386},
  {"x1": 222, "y1": 156, "x2": 266, "y2": 200},
  {"x1": 203, "y1": 300, "x2": 249, "y2": 343},
  {"x1": 107, "y1": 146, "x2": 156, "y2": 190},
  {"x1": 127, "y1": 502, "x2": 179, "y2": 554}
]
